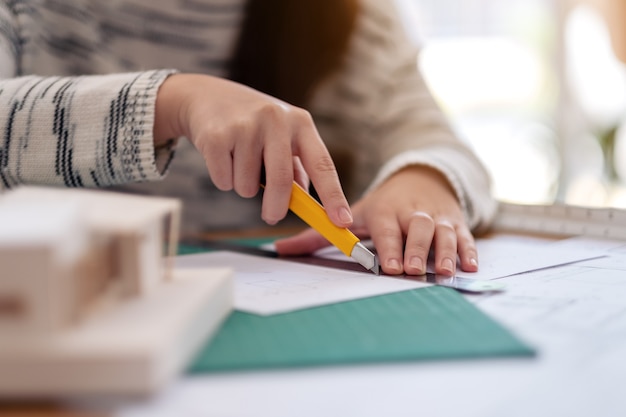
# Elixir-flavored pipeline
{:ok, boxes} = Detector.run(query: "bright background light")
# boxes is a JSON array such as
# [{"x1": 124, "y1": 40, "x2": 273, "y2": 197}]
[{"x1": 397, "y1": 0, "x2": 626, "y2": 208}]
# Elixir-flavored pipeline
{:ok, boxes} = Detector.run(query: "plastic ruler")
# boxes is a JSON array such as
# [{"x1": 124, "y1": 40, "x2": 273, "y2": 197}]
[{"x1": 493, "y1": 202, "x2": 626, "y2": 240}]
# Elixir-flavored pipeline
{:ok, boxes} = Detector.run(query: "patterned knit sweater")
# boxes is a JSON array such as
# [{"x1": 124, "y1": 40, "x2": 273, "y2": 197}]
[{"x1": 0, "y1": 0, "x2": 497, "y2": 233}]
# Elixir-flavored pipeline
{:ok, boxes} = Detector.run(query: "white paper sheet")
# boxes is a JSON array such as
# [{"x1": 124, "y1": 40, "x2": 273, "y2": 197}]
[
  {"x1": 548, "y1": 236, "x2": 626, "y2": 270},
  {"x1": 175, "y1": 233, "x2": 605, "y2": 315},
  {"x1": 175, "y1": 251, "x2": 425, "y2": 315},
  {"x1": 455, "y1": 237, "x2": 605, "y2": 280}
]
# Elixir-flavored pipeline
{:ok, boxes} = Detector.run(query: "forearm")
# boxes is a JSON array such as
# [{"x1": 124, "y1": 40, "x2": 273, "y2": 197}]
[
  {"x1": 0, "y1": 70, "x2": 176, "y2": 190},
  {"x1": 367, "y1": 56, "x2": 497, "y2": 232}
]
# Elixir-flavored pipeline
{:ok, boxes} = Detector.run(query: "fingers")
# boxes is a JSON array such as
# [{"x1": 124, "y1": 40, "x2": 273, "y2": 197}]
[
  {"x1": 246, "y1": 105, "x2": 350, "y2": 227},
  {"x1": 402, "y1": 212, "x2": 434, "y2": 275},
  {"x1": 177, "y1": 75, "x2": 350, "y2": 227},
  {"x1": 240, "y1": 103, "x2": 289, "y2": 224},
  {"x1": 457, "y1": 226, "x2": 479, "y2": 272},
  {"x1": 232, "y1": 131, "x2": 263, "y2": 198},
  {"x1": 293, "y1": 110, "x2": 352, "y2": 228},
  {"x1": 275, "y1": 209, "x2": 478, "y2": 276},
  {"x1": 432, "y1": 222, "x2": 478, "y2": 275},
  {"x1": 394, "y1": 211, "x2": 457, "y2": 275},
  {"x1": 367, "y1": 207, "x2": 474, "y2": 276},
  {"x1": 402, "y1": 216, "x2": 477, "y2": 276},
  {"x1": 332, "y1": 166, "x2": 478, "y2": 277},
  {"x1": 262, "y1": 136, "x2": 295, "y2": 225},
  {"x1": 202, "y1": 130, "x2": 234, "y2": 192},
  {"x1": 433, "y1": 220, "x2": 458, "y2": 276},
  {"x1": 274, "y1": 228, "x2": 330, "y2": 255},
  {"x1": 292, "y1": 156, "x2": 310, "y2": 191},
  {"x1": 367, "y1": 211, "x2": 405, "y2": 275}
]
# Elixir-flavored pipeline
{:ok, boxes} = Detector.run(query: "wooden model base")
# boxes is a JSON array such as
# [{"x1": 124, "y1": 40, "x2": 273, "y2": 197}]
[{"x1": 0, "y1": 267, "x2": 233, "y2": 398}]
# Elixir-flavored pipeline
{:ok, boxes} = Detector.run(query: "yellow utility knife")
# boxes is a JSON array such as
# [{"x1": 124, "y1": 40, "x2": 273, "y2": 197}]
[{"x1": 288, "y1": 181, "x2": 380, "y2": 275}]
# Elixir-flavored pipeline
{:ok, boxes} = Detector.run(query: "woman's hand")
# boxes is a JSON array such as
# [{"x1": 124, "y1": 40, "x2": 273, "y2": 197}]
[
  {"x1": 154, "y1": 73, "x2": 352, "y2": 228},
  {"x1": 274, "y1": 166, "x2": 478, "y2": 276}
]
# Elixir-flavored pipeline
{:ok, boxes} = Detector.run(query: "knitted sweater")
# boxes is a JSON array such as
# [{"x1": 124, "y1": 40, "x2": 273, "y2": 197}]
[{"x1": 0, "y1": 0, "x2": 497, "y2": 233}]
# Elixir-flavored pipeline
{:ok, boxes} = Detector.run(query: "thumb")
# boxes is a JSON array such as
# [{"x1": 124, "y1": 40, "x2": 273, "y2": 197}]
[{"x1": 274, "y1": 228, "x2": 330, "y2": 255}]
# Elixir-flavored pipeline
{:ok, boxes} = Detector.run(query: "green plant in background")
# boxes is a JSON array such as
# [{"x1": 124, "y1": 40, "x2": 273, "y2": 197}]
[{"x1": 597, "y1": 123, "x2": 620, "y2": 182}]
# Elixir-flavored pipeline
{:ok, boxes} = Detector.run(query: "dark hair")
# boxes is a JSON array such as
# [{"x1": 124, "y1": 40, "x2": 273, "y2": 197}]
[{"x1": 228, "y1": 0, "x2": 359, "y2": 108}]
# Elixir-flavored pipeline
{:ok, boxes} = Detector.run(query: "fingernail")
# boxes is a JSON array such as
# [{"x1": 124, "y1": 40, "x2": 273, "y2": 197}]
[
  {"x1": 387, "y1": 258, "x2": 401, "y2": 271},
  {"x1": 442, "y1": 258, "x2": 455, "y2": 274},
  {"x1": 410, "y1": 256, "x2": 424, "y2": 274},
  {"x1": 469, "y1": 258, "x2": 478, "y2": 267},
  {"x1": 338, "y1": 207, "x2": 353, "y2": 224}
]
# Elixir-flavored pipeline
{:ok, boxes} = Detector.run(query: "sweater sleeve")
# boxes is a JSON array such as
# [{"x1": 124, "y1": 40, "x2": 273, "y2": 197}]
[
  {"x1": 0, "y1": 0, "x2": 176, "y2": 191},
  {"x1": 0, "y1": 70, "x2": 177, "y2": 190},
  {"x1": 310, "y1": 0, "x2": 498, "y2": 232},
  {"x1": 0, "y1": 70, "x2": 174, "y2": 188}
]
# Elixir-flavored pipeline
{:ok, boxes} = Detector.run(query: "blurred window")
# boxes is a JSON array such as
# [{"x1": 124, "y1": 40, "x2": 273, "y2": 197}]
[{"x1": 398, "y1": 0, "x2": 626, "y2": 207}]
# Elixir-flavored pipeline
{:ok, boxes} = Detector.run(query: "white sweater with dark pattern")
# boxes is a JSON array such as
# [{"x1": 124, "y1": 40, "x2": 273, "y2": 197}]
[{"x1": 0, "y1": 0, "x2": 497, "y2": 233}]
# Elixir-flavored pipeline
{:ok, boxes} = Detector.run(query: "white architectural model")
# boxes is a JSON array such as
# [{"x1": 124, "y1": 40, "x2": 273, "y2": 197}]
[{"x1": 0, "y1": 187, "x2": 233, "y2": 397}]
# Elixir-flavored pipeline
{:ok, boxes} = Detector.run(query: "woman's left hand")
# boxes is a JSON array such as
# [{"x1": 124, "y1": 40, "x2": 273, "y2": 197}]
[{"x1": 274, "y1": 166, "x2": 478, "y2": 276}]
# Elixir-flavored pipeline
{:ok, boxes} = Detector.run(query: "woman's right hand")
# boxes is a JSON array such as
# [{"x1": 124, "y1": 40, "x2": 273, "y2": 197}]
[{"x1": 154, "y1": 73, "x2": 353, "y2": 228}]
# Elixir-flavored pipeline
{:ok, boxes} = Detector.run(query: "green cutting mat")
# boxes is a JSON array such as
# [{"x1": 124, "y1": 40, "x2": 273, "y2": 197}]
[{"x1": 188, "y1": 285, "x2": 534, "y2": 373}]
